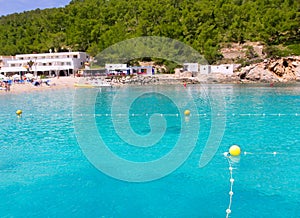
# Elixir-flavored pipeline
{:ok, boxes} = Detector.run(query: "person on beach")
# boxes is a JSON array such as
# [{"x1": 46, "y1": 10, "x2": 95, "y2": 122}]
[{"x1": 5, "y1": 82, "x2": 10, "y2": 91}]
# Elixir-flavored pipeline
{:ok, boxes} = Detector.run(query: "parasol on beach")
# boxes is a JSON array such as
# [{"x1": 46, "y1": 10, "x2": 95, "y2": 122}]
[
  {"x1": 12, "y1": 74, "x2": 21, "y2": 80},
  {"x1": 24, "y1": 73, "x2": 34, "y2": 79}
]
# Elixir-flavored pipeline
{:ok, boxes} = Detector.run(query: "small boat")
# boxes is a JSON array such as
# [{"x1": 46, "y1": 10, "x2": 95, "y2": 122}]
[
  {"x1": 74, "y1": 83, "x2": 112, "y2": 88},
  {"x1": 74, "y1": 83, "x2": 94, "y2": 88}
]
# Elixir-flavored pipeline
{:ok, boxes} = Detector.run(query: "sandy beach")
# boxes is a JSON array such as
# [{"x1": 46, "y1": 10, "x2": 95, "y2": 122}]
[
  {"x1": 0, "y1": 75, "x2": 183, "y2": 95},
  {"x1": 0, "y1": 77, "x2": 81, "y2": 95}
]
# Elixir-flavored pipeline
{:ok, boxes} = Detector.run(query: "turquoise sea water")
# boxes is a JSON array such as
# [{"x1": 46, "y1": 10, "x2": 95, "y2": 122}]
[{"x1": 0, "y1": 84, "x2": 299, "y2": 217}]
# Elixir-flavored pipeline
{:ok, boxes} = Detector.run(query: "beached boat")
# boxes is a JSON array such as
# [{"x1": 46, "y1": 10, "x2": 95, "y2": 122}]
[
  {"x1": 74, "y1": 83, "x2": 94, "y2": 88},
  {"x1": 74, "y1": 83, "x2": 111, "y2": 88}
]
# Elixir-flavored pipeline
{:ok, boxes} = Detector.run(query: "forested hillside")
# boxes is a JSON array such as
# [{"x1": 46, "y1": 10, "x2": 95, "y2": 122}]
[{"x1": 0, "y1": 0, "x2": 299, "y2": 63}]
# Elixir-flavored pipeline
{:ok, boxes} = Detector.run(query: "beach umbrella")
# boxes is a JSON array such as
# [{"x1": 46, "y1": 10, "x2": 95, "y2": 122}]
[
  {"x1": 24, "y1": 73, "x2": 34, "y2": 78},
  {"x1": 12, "y1": 74, "x2": 21, "y2": 79}
]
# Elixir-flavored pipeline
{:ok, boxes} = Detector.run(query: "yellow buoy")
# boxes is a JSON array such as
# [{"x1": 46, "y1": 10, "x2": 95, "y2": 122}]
[
  {"x1": 229, "y1": 145, "x2": 241, "y2": 156},
  {"x1": 184, "y1": 110, "x2": 190, "y2": 116},
  {"x1": 16, "y1": 110, "x2": 22, "y2": 116}
]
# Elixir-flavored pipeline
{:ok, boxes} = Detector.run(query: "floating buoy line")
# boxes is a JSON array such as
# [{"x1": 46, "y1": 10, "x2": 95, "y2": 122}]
[
  {"x1": 223, "y1": 146, "x2": 285, "y2": 217},
  {"x1": 224, "y1": 145, "x2": 241, "y2": 218},
  {"x1": 225, "y1": 159, "x2": 234, "y2": 218},
  {"x1": 3, "y1": 112, "x2": 299, "y2": 117},
  {"x1": 9, "y1": 110, "x2": 297, "y2": 216}
]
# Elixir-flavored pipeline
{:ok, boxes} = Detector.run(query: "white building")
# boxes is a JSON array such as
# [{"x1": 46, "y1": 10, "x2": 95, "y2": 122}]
[
  {"x1": 105, "y1": 64, "x2": 154, "y2": 76},
  {"x1": 131, "y1": 66, "x2": 154, "y2": 76},
  {"x1": 199, "y1": 64, "x2": 233, "y2": 75},
  {"x1": 199, "y1": 65, "x2": 210, "y2": 74},
  {"x1": 0, "y1": 56, "x2": 13, "y2": 74},
  {"x1": 0, "y1": 52, "x2": 89, "y2": 76},
  {"x1": 105, "y1": 64, "x2": 130, "y2": 75},
  {"x1": 210, "y1": 64, "x2": 234, "y2": 74},
  {"x1": 183, "y1": 63, "x2": 199, "y2": 72}
]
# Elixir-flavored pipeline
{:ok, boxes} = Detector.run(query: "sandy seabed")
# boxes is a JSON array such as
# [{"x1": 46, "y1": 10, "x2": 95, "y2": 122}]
[{"x1": 0, "y1": 77, "x2": 81, "y2": 95}]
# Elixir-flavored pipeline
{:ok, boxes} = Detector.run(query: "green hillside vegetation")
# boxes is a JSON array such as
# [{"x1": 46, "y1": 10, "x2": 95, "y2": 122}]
[{"x1": 0, "y1": 0, "x2": 299, "y2": 64}]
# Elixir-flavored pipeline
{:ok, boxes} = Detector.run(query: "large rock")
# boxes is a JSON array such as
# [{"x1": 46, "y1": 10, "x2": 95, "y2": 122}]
[
  {"x1": 237, "y1": 56, "x2": 300, "y2": 82},
  {"x1": 174, "y1": 69, "x2": 193, "y2": 79},
  {"x1": 174, "y1": 68, "x2": 182, "y2": 78},
  {"x1": 182, "y1": 71, "x2": 193, "y2": 78}
]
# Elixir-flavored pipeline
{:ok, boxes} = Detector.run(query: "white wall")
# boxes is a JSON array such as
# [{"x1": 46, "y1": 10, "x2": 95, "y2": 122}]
[
  {"x1": 183, "y1": 63, "x2": 199, "y2": 72},
  {"x1": 199, "y1": 65, "x2": 210, "y2": 74},
  {"x1": 105, "y1": 64, "x2": 128, "y2": 70},
  {"x1": 210, "y1": 64, "x2": 233, "y2": 74},
  {"x1": 199, "y1": 64, "x2": 233, "y2": 75},
  {"x1": 131, "y1": 66, "x2": 153, "y2": 76}
]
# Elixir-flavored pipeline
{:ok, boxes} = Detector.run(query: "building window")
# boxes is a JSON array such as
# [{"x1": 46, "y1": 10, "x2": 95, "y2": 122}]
[
  {"x1": 73, "y1": 55, "x2": 78, "y2": 59},
  {"x1": 226, "y1": 66, "x2": 229, "y2": 69}
]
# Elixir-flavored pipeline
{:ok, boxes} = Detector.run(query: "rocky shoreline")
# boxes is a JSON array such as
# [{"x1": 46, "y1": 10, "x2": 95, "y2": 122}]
[
  {"x1": 197, "y1": 56, "x2": 300, "y2": 84},
  {"x1": 97, "y1": 74, "x2": 200, "y2": 86},
  {"x1": 236, "y1": 56, "x2": 300, "y2": 83},
  {"x1": 100, "y1": 56, "x2": 300, "y2": 86}
]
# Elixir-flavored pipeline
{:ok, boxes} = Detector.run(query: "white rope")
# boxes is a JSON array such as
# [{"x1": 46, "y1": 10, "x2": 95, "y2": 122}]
[
  {"x1": 223, "y1": 149, "x2": 284, "y2": 217},
  {"x1": 225, "y1": 154, "x2": 235, "y2": 218},
  {"x1": 2, "y1": 113, "x2": 300, "y2": 117},
  {"x1": 243, "y1": 151, "x2": 278, "y2": 156}
]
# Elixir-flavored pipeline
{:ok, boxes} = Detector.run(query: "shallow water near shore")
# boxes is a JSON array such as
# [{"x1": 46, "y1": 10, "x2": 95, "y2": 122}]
[{"x1": 0, "y1": 84, "x2": 299, "y2": 217}]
